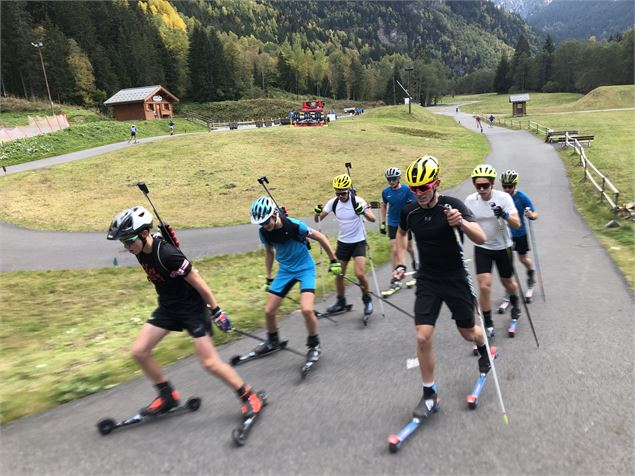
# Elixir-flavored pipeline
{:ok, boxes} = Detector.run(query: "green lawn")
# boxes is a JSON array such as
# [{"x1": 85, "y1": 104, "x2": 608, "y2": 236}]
[
  {"x1": 0, "y1": 106, "x2": 488, "y2": 231},
  {"x1": 0, "y1": 118, "x2": 209, "y2": 166},
  {"x1": 0, "y1": 233, "x2": 391, "y2": 424}
]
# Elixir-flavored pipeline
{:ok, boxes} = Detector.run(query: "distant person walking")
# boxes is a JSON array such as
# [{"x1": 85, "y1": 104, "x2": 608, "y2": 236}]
[
  {"x1": 169, "y1": 119, "x2": 175, "y2": 136},
  {"x1": 489, "y1": 115, "x2": 495, "y2": 128},
  {"x1": 128, "y1": 124, "x2": 138, "y2": 144}
]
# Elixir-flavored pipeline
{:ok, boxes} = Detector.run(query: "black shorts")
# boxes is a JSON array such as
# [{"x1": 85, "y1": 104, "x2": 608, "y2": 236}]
[
  {"x1": 414, "y1": 275, "x2": 475, "y2": 328},
  {"x1": 335, "y1": 240, "x2": 366, "y2": 262},
  {"x1": 387, "y1": 226, "x2": 413, "y2": 241},
  {"x1": 512, "y1": 234, "x2": 530, "y2": 255},
  {"x1": 474, "y1": 246, "x2": 514, "y2": 278},
  {"x1": 148, "y1": 307, "x2": 212, "y2": 338}
]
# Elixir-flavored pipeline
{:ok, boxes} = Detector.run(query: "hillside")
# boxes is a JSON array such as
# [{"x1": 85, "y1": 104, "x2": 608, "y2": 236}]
[
  {"x1": 527, "y1": 0, "x2": 635, "y2": 41},
  {"x1": 570, "y1": 85, "x2": 635, "y2": 110}
]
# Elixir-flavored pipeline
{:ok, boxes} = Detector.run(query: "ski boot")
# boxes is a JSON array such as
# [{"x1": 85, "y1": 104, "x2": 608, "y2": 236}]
[
  {"x1": 140, "y1": 389, "x2": 180, "y2": 416},
  {"x1": 362, "y1": 294, "x2": 373, "y2": 316},
  {"x1": 483, "y1": 313, "x2": 495, "y2": 338},
  {"x1": 253, "y1": 339, "x2": 282, "y2": 357},
  {"x1": 301, "y1": 345, "x2": 321, "y2": 378},
  {"x1": 510, "y1": 305, "x2": 521, "y2": 321},
  {"x1": 413, "y1": 387, "x2": 440, "y2": 419},
  {"x1": 527, "y1": 270, "x2": 536, "y2": 289},
  {"x1": 240, "y1": 386, "x2": 264, "y2": 419},
  {"x1": 326, "y1": 296, "x2": 347, "y2": 314},
  {"x1": 478, "y1": 351, "x2": 493, "y2": 374}
]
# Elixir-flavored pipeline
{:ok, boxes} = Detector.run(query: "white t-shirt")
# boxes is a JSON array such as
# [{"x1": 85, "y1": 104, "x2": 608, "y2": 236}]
[
  {"x1": 465, "y1": 189, "x2": 517, "y2": 250},
  {"x1": 324, "y1": 195, "x2": 368, "y2": 243}
]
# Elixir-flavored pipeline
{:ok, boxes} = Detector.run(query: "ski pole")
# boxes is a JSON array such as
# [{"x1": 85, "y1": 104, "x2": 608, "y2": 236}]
[
  {"x1": 490, "y1": 203, "x2": 540, "y2": 349},
  {"x1": 444, "y1": 204, "x2": 509, "y2": 425},
  {"x1": 340, "y1": 274, "x2": 415, "y2": 320},
  {"x1": 257, "y1": 176, "x2": 287, "y2": 217},
  {"x1": 344, "y1": 162, "x2": 386, "y2": 318},
  {"x1": 136, "y1": 181, "x2": 180, "y2": 247},
  {"x1": 231, "y1": 327, "x2": 305, "y2": 359},
  {"x1": 316, "y1": 211, "x2": 327, "y2": 301},
  {"x1": 525, "y1": 207, "x2": 546, "y2": 302}
]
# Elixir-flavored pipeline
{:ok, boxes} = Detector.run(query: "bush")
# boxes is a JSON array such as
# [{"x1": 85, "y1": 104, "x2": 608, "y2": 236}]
[{"x1": 542, "y1": 81, "x2": 561, "y2": 93}]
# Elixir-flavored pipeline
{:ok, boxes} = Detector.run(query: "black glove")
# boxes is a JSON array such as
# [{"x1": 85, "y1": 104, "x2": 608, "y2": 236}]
[
  {"x1": 492, "y1": 206, "x2": 504, "y2": 218},
  {"x1": 379, "y1": 223, "x2": 386, "y2": 235},
  {"x1": 263, "y1": 277, "x2": 274, "y2": 292},
  {"x1": 354, "y1": 202, "x2": 365, "y2": 215}
]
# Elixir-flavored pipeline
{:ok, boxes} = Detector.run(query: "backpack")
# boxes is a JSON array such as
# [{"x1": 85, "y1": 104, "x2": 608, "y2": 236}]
[{"x1": 331, "y1": 190, "x2": 358, "y2": 216}]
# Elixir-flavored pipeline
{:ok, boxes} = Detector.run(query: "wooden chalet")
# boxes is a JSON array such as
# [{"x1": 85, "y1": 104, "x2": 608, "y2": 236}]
[{"x1": 104, "y1": 85, "x2": 179, "y2": 121}]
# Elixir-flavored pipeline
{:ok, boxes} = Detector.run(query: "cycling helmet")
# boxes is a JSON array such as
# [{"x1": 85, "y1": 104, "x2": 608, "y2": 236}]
[
  {"x1": 405, "y1": 155, "x2": 440, "y2": 186},
  {"x1": 250, "y1": 195, "x2": 276, "y2": 225},
  {"x1": 471, "y1": 164, "x2": 497, "y2": 180},
  {"x1": 107, "y1": 206, "x2": 153, "y2": 240},
  {"x1": 332, "y1": 174, "x2": 352, "y2": 189},
  {"x1": 500, "y1": 169, "x2": 519, "y2": 185},
  {"x1": 385, "y1": 167, "x2": 401, "y2": 179}
]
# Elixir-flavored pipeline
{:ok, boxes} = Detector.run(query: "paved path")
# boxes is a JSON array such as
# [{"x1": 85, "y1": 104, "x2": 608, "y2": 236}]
[{"x1": 2, "y1": 107, "x2": 632, "y2": 475}]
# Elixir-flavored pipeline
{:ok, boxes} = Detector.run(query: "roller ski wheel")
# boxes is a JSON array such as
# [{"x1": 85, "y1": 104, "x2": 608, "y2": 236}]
[
  {"x1": 229, "y1": 340, "x2": 289, "y2": 366},
  {"x1": 232, "y1": 391, "x2": 267, "y2": 446},
  {"x1": 96, "y1": 397, "x2": 201, "y2": 436},
  {"x1": 316, "y1": 304, "x2": 352, "y2": 320}
]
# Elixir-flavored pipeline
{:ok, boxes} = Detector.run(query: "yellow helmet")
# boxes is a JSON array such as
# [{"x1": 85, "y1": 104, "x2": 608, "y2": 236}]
[
  {"x1": 405, "y1": 155, "x2": 440, "y2": 186},
  {"x1": 471, "y1": 164, "x2": 497, "y2": 180},
  {"x1": 332, "y1": 174, "x2": 352, "y2": 189}
]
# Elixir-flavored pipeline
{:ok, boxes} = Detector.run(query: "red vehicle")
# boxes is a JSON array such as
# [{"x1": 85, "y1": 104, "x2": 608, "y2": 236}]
[{"x1": 293, "y1": 99, "x2": 327, "y2": 126}]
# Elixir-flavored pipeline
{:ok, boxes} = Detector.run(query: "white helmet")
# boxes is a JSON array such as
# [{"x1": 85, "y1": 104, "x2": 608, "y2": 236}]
[
  {"x1": 250, "y1": 196, "x2": 276, "y2": 225},
  {"x1": 385, "y1": 167, "x2": 401, "y2": 179},
  {"x1": 107, "y1": 206, "x2": 153, "y2": 240}
]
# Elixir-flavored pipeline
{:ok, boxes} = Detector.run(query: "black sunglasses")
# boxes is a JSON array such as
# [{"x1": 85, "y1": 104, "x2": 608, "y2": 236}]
[{"x1": 474, "y1": 182, "x2": 492, "y2": 190}]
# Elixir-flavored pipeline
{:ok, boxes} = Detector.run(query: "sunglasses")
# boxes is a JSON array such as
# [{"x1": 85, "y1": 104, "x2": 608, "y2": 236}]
[
  {"x1": 335, "y1": 191, "x2": 349, "y2": 196},
  {"x1": 408, "y1": 182, "x2": 435, "y2": 193},
  {"x1": 120, "y1": 234, "x2": 139, "y2": 246},
  {"x1": 502, "y1": 184, "x2": 516, "y2": 189},
  {"x1": 387, "y1": 177, "x2": 400, "y2": 183},
  {"x1": 474, "y1": 182, "x2": 492, "y2": 190}
]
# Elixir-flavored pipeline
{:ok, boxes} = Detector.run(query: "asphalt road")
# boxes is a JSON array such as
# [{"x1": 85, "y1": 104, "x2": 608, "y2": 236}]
[{"x1": 1, "y1": 106, "x2": 632, "y2": 475}]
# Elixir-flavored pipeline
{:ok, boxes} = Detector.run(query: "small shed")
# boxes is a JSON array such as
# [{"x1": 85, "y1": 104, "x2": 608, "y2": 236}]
[
  {"x1": 509, "y1": 94, "x2": 529, "y2": 117},
  {"x1": 104, "y1": 85, "x2": 179, "y2": 121}
]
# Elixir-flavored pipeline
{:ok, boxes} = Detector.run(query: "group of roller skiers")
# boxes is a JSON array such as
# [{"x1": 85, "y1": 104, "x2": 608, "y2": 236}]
[{"x1": 106, "y1": 155, "x2": 538, "y2": 439}]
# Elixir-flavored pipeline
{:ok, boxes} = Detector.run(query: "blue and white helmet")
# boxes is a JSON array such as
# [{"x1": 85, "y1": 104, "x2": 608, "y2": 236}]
[
  {"x1": 385, "y1": 167, "x2": 401, "y2": 179},
  {"x1": 250, "y1": 195, "x2": 276, "y2": 225}
]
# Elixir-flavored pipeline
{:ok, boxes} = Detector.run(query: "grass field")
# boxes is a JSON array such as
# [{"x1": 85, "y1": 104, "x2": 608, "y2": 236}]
[
  {"x1": 526, "y1": 109, "x2": 635, "y2": 287},
  {"x1": 448, "y1": 85, "x2": 635, "y2": 117},
  {"x1": 0, "y1": 233, "x2": 391, "y2": 424},
  {"x1": 0, "y1": 106, "x2": 488, "y2": 231}
]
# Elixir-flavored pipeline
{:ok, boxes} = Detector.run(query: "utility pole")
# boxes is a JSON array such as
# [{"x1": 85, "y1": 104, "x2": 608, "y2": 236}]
[
  {"x1": 404, "y1": 66, "x2": 414, "y2": 114},
  {"x1": 31, "y1": 41, "x2": 54, "y2": 113}
]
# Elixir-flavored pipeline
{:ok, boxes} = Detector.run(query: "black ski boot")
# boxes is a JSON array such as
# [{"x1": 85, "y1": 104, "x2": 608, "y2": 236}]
[
  {"x1": 527, "y1": 269, "x2": 536, "y2": 288},
  {"x1": 478, "y1": 352, "x2": 492, "y2": 374},
  {"x1": 140, "y1": 387, "x2": 180, "y2": 416},
  {"x1": 253, "y1": 339, "x2": 281, "y2": 356},
  {"x1": 413, "y1": 387, "x2": 439, "y2": 418},
  {"x1": 327, "y1": 296, "x2": 347, "y2": 314},
  {"x1": 510, "y1": 305, "x2": 521, "y2": 321},
  {"x1": 483, "y1": 311, "x2": 495, "y2": 338},
  {"x1": 306, "y1": 344, "x2": 321, "y2": 363},
  {"x1": 362, "y1": 294, "x2": 373, "y2": 316}
]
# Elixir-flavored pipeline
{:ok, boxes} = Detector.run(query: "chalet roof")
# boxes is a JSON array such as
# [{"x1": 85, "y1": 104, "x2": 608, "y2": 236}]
[
  {"x1": 509, "y1": 94, "x2": 530, "y2": 103},
  {"x1": 104, "y1": 85, "x2": 178, "y2": 105}
]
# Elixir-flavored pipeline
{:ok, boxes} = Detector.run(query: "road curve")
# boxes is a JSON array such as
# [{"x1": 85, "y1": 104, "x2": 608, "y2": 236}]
[{"x1": 1, "y1": 106, "x2": 632, "y2": 476}]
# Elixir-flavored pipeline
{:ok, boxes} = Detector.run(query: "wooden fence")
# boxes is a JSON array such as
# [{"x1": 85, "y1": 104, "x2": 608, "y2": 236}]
[{"x1": 184, "y1": 112, "x2": 283, "y2": 131}]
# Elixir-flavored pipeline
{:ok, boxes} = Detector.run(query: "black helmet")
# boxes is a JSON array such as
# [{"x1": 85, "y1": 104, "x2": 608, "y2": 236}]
[{"x1": 107, "y1": 206, "x2": 153, "y2": 240}]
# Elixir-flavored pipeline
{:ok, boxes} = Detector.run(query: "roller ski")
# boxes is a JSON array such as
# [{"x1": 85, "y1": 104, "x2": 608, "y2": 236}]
[
  {"x1": 508, "y1": 306, "x2": 521, "y2": 337},
  {"x1": 381, "y1": 280, "x2": 403, "y2": 298},
  {"x1": 301, "y1": 345, "x2": 321, "y2": 379},
  {"x1": 387, "y1": 389, "x2": 440, "y2": 453},
  {"x1": 467, "y1": 347, "x2": 498, "y2": 410},
  {"x1": 232, "y1": 390, "x2": 267, "y2": 446},
  {"x1": 97, "y1": 392, "x2": 201, "y2": 436},
  {"x1": 497, "y1": 296, "x2": 510, "y2": 314},
  {"x1": 230, "y1": 340, "x2": 289, "y2": 366},
  {"x1": 316, "y1": 296, "x2": 353, "y2": 319}
]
